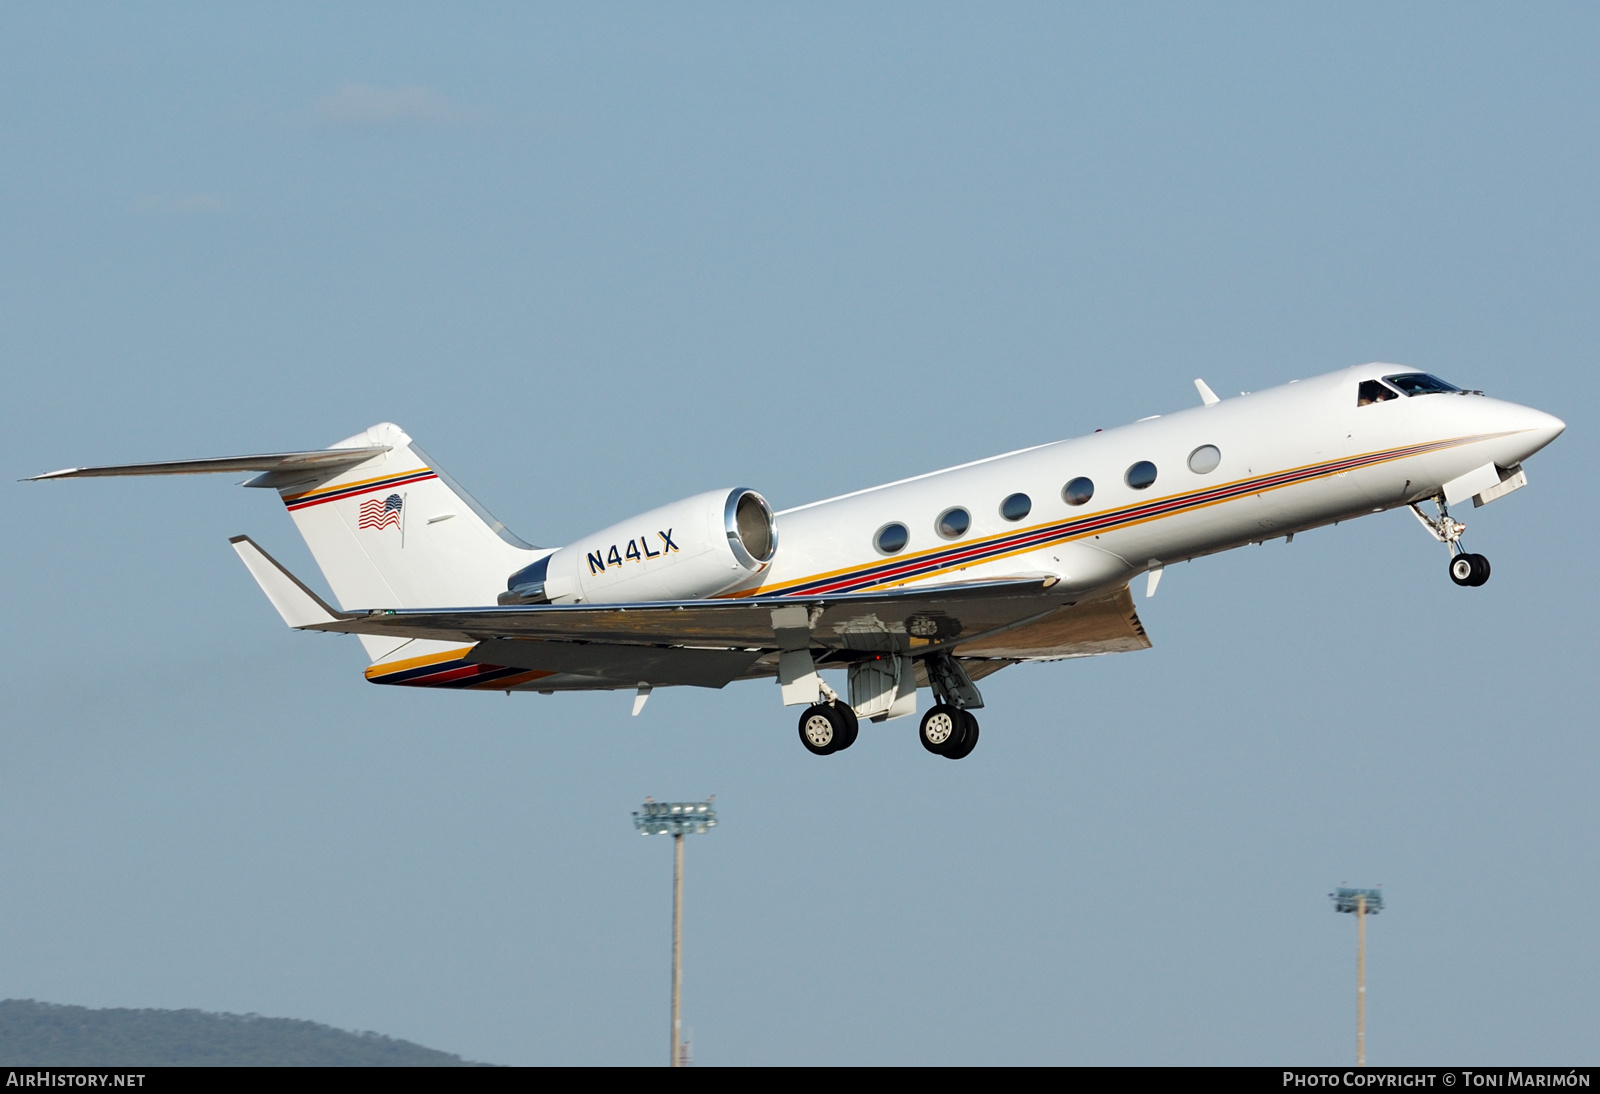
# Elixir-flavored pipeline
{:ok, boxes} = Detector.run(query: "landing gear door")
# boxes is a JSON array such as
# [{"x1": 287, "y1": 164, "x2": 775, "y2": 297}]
[{"x1": 850, "y1": 655, "x2": 916, "y2": 722}]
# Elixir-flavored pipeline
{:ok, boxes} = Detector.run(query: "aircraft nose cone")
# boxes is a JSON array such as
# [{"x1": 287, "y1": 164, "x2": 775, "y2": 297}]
[
  {"x1": 1535, "y1": 410, "x2": 1566, "y2": 445},
  {"x1": 1523, "y1": 408, "x2": 1565, "y2": 448},
  {"x1": 1499, "y1": 403, "x2": 1565, "y2": 462}
]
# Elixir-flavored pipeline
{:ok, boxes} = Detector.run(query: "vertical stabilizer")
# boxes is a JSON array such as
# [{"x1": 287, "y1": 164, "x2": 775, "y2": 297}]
[
  {"x1": 252, "y1": 423, "x2": 542, "y2": 617},
  {"x1": 31, "y1": 425, "x2": 545, "y2": 665}
]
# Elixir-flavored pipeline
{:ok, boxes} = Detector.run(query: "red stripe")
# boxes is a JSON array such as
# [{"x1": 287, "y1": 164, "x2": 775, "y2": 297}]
[
  {"x1": 285, "y1": 471, "x2": 437, "y2": 511},
  {"x1": 385, "y1": 663, "x2": 491, "y2": 687},
  {"x1": 775, "y1": 433, "x2": 1497, "y2": 597}
]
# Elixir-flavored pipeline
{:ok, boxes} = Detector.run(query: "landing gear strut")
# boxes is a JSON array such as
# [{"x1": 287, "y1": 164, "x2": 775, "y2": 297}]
[
  {"x1": 798, "y1": 702, "x2": 859, "y2": 756},
  {"x1": 919, "y1": 652, "x2": 984, "y2": 760},
  {"x1": 1410, "y1": 497, "x2": 1490, "y2": 588},
  {"x1": 919, "y1": 703, "x2": 979, "y2": 760}
]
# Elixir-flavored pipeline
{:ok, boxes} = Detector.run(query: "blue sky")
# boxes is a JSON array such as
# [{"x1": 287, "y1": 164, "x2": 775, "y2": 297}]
[{"x1": 2, "y1": 4, "x2": 1596, "y2": 1064}]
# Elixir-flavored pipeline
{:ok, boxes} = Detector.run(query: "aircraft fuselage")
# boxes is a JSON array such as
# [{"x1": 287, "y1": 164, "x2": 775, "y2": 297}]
[
  {"x1": 759, "y1": 364, "x2": 1563, "y2": 601},
  {"x1": 32, "y1": 361, "x2": 1565, "y2": 759}
]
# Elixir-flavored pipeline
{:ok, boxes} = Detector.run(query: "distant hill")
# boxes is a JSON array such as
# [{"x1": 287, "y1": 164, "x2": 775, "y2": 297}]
[{"x1": 0, "y1": 1000, "x2": 485, "y2": 1066}]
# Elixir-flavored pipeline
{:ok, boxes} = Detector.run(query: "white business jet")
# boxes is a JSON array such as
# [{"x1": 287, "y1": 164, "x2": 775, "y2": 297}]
[{"x1": 31, "y1": 363, "x2": 1563, "y2": 760}]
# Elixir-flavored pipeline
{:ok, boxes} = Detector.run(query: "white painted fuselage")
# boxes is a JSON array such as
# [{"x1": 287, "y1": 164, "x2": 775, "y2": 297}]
[
  {"x1": 32, "y1": 360, "x2": 1565, "y2": 720},
  {"x1": 750, "y1": 363, "x2": 1564, "y2": 601}
]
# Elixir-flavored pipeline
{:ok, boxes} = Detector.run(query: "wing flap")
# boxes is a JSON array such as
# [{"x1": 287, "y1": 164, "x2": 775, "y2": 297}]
[
  {"x1": 951, "y1": 583, "x2": 1151, "y2": 659},
  {"x1": 465, "y1": 640, "x2": 764, "y2": 689}
]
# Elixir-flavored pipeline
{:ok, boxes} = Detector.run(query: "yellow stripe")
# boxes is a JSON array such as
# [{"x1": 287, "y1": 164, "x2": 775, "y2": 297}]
[
  {"x1": 365, "y1": 645, "x2": 475, "y2": 680},
  {"x1": 734, "y1": 433, "x2": 1504, "y2": 597},
  {"x1": 284, "y1": 467, "x2": 433, "y2": 503}
]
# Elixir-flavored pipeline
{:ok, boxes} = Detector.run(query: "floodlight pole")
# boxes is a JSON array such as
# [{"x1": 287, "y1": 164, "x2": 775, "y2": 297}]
[
  {"x1": 1356, "y1": 892, "x2": 1367, "y2": 1068},
  {"x1": 672, "y1": 830, "x2": 684, "y2": 1068},
  {"x1": 634, "y1": 798, "x2": 716, "y2": 1067},
  {"x1": 1330, "y1": 887, "x2": 1383, "y2": 1068}
]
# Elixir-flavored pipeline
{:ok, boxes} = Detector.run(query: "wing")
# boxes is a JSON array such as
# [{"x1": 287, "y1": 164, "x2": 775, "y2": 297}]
[
  {"x1": 230, "y1": 535, "x2": 1151, "y2": 692},
  {"x1": 306, "y1": 578, "x2": 1068, "y2": 650},
  {"x1": 949, "y1": 587, "x2": 1151, "y2": 661}
]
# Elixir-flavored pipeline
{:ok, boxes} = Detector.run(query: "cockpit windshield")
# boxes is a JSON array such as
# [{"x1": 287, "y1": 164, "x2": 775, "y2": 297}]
[{"x1": 1382, "y1": 372, "x2": 1462, "y2": 396}]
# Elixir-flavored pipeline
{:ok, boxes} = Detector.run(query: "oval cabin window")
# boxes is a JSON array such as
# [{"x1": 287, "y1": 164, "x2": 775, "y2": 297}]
[
  {"x1": 1187, "y1": 445, "x2": 1221, "y2": 474},
  {"x1": 875, "y1": 522, "x2": 909, "y2": 554},
  {"x1": 936, "y1": 507, "x2": 971, "y2": 539},
  {"x1": 1125, "y1": 461, "x2": 1158, "y2": 490},
  {"x1": 1062, "y1": 477, "x2": 1094, "y2": 506},
  {"x1": 1000, "y1": 493, "x2": 1032, "y2": 521}
]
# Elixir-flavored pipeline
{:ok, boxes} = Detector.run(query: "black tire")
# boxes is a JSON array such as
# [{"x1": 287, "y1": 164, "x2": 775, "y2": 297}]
[
  {"x1": 1449, "y1": 554, "x2": 1475, "y2": 586},
  {"x1": 944, "y1": 711, "x2": 980, "y2": 760},
  {"x1": 919, "y1": 704, "x2": 963, "y2": 755},
  {"x1": 798, "y1": 704, "x2": 846, "y2": 755},
  {"x1": 832, "y1": 702, "x2": 860, "y2": 752},
  {"x1": 1469, "y1": 553, "x2": 1491, "y2": 587}
]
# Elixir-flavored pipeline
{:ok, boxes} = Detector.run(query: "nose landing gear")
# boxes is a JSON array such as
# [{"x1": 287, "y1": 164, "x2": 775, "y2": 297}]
[
  {"x1": 1449, "y1": 552, "x2": 1491, "y2": 587},
  {"x1": 1410, "y1": 497, "x2": 1491, "y2": 588}
]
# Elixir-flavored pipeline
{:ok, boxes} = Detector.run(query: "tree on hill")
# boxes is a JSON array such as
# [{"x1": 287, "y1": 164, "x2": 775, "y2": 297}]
[{"x1": 0, "y1": 1000, "x2": 485, "y2": 1066}]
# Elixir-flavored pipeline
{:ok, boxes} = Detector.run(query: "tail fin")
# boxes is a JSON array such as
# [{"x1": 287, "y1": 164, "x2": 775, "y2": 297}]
[
  {"x1": 249, "y1": 423, "x2": 542, "y2": 613},
  {"x1": 30, "y1": 423, "x2": 542, "y2": 666}
]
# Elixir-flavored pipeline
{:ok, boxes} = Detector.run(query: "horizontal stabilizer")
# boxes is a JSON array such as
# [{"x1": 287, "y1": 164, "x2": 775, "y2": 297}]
[
  {"x1": 26, "y1": 446, "x2": 390, "y2": 481},
  {"x1": 229, "y1": 535, "x2": 348, "y2": 629}
]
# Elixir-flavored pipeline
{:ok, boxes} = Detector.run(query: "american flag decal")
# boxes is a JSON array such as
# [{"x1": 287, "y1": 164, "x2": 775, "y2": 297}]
[{"x1": 358, "y1": 493, "x2": 404, "y2": 530}]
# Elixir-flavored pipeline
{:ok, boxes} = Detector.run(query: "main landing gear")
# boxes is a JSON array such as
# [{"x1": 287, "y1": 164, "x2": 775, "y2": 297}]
[
  {"x1": 1410, "y1": 496, "x2": 1491, "y2": 588},
  {"x1": 796, "y1": 653, "x2": 985, "y2": 759},
  {"x1": 797, "y1": 701, "x2": 859, "y2": 755},
  {"x1": 798, "y1": 700, "x2": 982, "y2": 760},
  {"x1": 918, "y1": 704, "x2": 979, "y2": 760}
]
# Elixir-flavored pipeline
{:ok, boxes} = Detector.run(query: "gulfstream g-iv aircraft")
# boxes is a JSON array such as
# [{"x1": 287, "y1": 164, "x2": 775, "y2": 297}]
[{"x1": 31, "y1": 364, "x2": 1563, "y2": 760}]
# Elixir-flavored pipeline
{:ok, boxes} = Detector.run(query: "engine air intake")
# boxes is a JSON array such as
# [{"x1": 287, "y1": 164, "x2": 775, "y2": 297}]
[{"x1": 727, "y1": 488, "x2": 777, "y2": 568}]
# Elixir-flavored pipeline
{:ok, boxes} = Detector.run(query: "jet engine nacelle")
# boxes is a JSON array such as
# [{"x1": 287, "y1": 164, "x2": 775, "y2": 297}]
[{"x1": 502, "y1": 488, "x2": 777, "y2": 606}]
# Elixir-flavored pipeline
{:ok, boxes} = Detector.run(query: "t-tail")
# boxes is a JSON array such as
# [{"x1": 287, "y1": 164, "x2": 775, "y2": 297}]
[
  {"x1": 28, "y1": 423, "x2": 545, "y2": 663},
  {"x1": 255, "y1": 423, "x2": 540, "y2": 611}
]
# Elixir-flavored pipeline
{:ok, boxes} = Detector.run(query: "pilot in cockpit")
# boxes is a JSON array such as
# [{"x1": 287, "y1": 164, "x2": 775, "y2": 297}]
[{"x1": 1357, "y1": 379, "x2": 1398, "y2": 406}]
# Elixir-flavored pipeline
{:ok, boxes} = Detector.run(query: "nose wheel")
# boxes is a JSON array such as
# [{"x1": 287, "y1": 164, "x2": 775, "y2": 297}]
[
  {"x1": 919, "y1": 703, "x2": 980, "y2": 759},
  {"x1": 1410, "y1": 498, "x2": 1491, "y2": 588},
  {"x1": 798, "y1": 702, "x2": 859, "y2": 755},
  {"x1": 1449, "y1": 552, "x2": 1491, "y2": 587}
]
